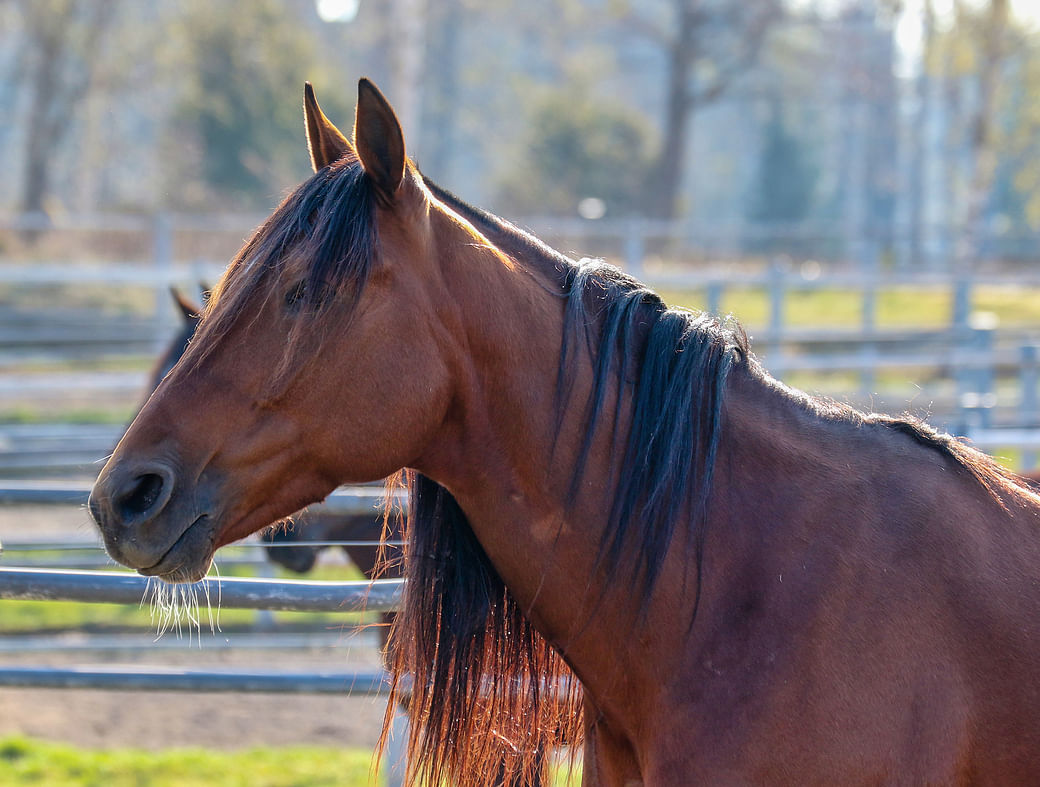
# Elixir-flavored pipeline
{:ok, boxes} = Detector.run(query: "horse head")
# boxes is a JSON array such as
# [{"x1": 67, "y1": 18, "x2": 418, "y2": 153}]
[{"x1": 90, "y1": 80, "x2": 458, "y2": 582}]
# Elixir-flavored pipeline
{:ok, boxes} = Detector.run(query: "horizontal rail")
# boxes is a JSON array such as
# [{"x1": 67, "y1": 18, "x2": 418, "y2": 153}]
[
  {"x1": 0, "y1": 666, "x2": 393, "y2": 695},
  {"x1": 2, "y1": 539, "x2": 397, "y2": 552},
  {"x1": 0, "y1": 568, "x2": 402, "y2": 613},
  {"x1": 0, "y1": 480, "x2": 395, "y2": 514},
  {"x1": 968, "y1": 429, "x2": 1040, "y2": 448},
  {"x1": 0, "y1": 630, "x2": 376, "y2": 654}
]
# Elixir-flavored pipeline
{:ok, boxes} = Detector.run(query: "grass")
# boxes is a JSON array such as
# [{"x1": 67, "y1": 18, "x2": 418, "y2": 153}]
[
  {"x1": 657, "y1": 284, "x2": 1040, "y2": 329},
  {"x1": 0, "y1": 738, "x2": 582, "y2": 786},
  {"x1": 0, "y1": 597, "x2": 375, "y2": 635},
  {"x1": 0, "y1": 737, "x2": 376, "y2": 787},
  {"x1": 0, "y1": 405, "x2": 137, "y2": 426}
]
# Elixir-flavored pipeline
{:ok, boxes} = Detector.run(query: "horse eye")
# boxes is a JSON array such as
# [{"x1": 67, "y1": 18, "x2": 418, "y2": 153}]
[{"x1": 284, "y1": 281, "x2": 307, "y2": 312}]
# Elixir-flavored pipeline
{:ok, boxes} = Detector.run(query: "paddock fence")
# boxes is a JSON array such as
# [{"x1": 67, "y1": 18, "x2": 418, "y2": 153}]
[
  {"x1": 0, "y1": 482, "x2": 403, "y2": 692},
  {"x1": 0, "y1": 482, "x2": 411, "y2": 784},
  {"x1": 0, "y1": 568, "x2": 410, "y2": 785},
  {"x1": 3, "y1": 251, "x2": 1040, "y2": 473}
]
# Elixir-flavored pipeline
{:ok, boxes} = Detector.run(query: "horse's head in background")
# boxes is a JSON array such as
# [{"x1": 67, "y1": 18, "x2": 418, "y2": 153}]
[
  {"x1": 147, "y1": 288, "x2": 204, "y2": 395},
  {"x1": 90, "y1": 80, "x2": 460, "y2": 583}
]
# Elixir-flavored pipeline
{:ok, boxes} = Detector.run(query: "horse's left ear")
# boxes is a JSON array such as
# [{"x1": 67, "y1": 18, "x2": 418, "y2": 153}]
[
  {"x1": 353, "y1": 78, "x2": 405, "y2": 201},
  {"x1": 304, "y1": 82, "x2": 353, "y2": 172},
  {"x1": 169, "y1": 287, "x2": 201, "y2": 322}
]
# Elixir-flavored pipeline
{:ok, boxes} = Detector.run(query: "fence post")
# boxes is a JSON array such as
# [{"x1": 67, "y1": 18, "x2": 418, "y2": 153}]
[
  {"x1": 957, "y1": 315, "x2": 997, "y2": 433},
  {"x1": 768, "y1": 259, "x2": 785, "y2": 344},
  {"x1": 951, "y1": 275, "x2": 973, "y2": 337},
  {"x1": 1022, "y1": 344, "x2": 1039, "y2": 470},
  {"x1": 706, "y1": 281, "x2": 723, "y2": 318},
  {"x1": 153, "y1": 212, "x2": 174, "y2": 352},
  {"x1": 624, "y1": 219, "x2": 645, "y2": 279},
  {"x1": 859, "y1": 242, "x2": 880, "y2": 395},
  {"x1": 385, "y1": 706, "x2": 409, "y2": 787}
]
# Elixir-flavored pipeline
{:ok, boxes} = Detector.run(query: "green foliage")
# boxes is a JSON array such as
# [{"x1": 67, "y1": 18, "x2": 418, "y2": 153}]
[
  {"x1": 495, "y1": 88, "x2": 654, "y2": 218},
  {"x1": 166, "y1": 0, "x2": 350, "y2": 210}
]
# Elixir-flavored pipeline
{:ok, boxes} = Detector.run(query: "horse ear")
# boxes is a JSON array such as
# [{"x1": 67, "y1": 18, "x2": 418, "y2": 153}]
[
  {"x1": 304, "y1": 82, "x2": 353, "y2": 172},
  {"x1": 353, "y1": 78, "x2": 405, "y2": 200},
  {"x1": 169, "y1": 287, "x2": 200, "y2": 322}
]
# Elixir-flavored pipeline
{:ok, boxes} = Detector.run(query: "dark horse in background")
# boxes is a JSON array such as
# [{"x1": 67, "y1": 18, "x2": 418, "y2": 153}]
[{"x1": 94, "y1": 78, "x2": 1040, "y2": 785}]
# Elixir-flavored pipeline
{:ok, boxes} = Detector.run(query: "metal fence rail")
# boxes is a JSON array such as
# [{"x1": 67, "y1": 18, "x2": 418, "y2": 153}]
[
  {"x1": 0, "y1": 480, "x2": 393, "y2": 513},
  {"x1": 0, "y1": 567, "x2": 401, "y2": 613},
  {"x1": 0, "y1": 666, "x2": 393, "y2": 695}
]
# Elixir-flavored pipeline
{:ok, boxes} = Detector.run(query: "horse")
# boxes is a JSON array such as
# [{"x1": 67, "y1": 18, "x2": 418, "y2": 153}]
[{"x1": 89, "y1": 77, "x2": 1040, "y2": 785}]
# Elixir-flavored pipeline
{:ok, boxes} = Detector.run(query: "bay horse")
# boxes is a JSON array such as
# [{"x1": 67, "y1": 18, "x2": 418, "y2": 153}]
[{"x1": 90, "y1": 78, "x2": 1040, "y2": 785}]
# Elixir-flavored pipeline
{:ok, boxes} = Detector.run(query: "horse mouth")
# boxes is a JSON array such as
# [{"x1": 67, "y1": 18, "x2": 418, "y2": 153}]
[{"x1": 138, "y1": 515, "x2": 215, "y2": 582}]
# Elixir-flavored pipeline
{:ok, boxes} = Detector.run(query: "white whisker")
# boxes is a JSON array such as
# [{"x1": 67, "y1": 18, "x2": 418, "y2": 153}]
[{"x1": 146, "y1": 573, "x2": 209, "y2": 644}]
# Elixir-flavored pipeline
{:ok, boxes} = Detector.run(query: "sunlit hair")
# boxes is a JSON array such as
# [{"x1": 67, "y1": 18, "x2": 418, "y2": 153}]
[{"x1": 189, "y1": 158, "x2": 377, "y2": 376}]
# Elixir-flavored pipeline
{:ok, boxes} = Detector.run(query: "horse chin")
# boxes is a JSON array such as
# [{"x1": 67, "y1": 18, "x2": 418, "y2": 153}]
[{"x1": 135, "y1": 514, "x2": 217, "y2": 584}]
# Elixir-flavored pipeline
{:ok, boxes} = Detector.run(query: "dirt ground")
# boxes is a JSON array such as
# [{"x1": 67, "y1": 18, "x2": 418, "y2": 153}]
[
  {"x1": 0, "y1": 504, "x2": 393, "y2": 752},
  {"x1": 0, "y1": 687, "x2": 391, "y2": 751}
]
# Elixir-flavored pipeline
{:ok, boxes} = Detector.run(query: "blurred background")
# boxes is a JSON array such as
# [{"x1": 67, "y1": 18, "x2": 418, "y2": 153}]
[{"x1": 1, "y1": 0, "x2": 1039, "y2": 783}]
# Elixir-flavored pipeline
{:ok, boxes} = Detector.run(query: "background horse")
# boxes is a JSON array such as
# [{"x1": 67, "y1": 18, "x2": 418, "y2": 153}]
[{"x1": 92, "y1": 78, "x2": 1040, "y2": 786}]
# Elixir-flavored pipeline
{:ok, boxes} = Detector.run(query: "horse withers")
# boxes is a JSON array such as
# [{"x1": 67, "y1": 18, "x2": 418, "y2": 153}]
[{"x1": 91, "y1": 78, "x2": 1040, "y2": 785}]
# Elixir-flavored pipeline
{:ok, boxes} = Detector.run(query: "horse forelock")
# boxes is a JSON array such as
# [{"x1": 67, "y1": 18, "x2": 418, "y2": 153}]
[{"x1": 191, "y1": 159, "x2": 379, "y2": 371}]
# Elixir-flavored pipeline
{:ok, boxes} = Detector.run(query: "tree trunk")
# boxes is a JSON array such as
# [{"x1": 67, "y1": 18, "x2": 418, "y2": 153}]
[
  {"x1": 19, "y1": 6, "x2": 64, "y2": 215},
  {"x1": 645, "y1": 1, "x2": 697, "y2": 220},
  {"x1": 956, "y1": 0, "x2": 1009, "y2": 274}
]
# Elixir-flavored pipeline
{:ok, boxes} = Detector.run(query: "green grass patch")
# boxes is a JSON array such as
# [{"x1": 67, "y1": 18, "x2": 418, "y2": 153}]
[
  {"x1": 974, "y1": 285, "x2": 1040, "y2": 326},
  {"x1": 0, "y1": 738, "x2": 582, "y2": 786},
  {"x1": 0, "y1": 405, "x2": 136, "y2": 425},
  {"x1": 656, "y1": 284, "x2": 1040, "y2": 330},
  {"x1": 0, "y1": 737, "x2": 375, "y2": 786},
  {"x1": 1, "y1": 356, "x2": 153, "y2": 375}
]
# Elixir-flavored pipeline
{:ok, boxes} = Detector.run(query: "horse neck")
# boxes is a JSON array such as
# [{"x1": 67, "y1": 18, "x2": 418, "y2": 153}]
[{"x1": 409, "y1": 209, "x2": 665, "y2": 702}]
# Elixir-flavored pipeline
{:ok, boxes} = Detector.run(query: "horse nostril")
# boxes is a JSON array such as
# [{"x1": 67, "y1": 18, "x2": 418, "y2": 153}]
[{"x1": 118, "y1": 473, "x2": 166, "y2": 520}]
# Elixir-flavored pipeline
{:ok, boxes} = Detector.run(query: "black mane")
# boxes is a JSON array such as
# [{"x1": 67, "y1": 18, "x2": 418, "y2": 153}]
[
  {"x1": 424, "y1": 177, "x2": 748, "y2": 598},
  {"x1": 196, "y1": 158, "x2": 378, "y2": 355}
]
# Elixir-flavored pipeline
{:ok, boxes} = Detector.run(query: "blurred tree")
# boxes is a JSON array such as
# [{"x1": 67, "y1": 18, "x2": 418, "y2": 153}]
[
  {"x1": 13, "y1": 0, "x2": 119, "y2": 215},
  {"x1": 608, "y1": 0, "x2": 783, "y2": 219},
  {"x1": 954, "y1": 0, "x2": 1010, "y2": 271},
  {"x1": 166, "y1": 0, "x2": 349, "y2": 210},
  {"x1": 746, "y1": 100, "x2": 817, "y2": 226},
  {"x1": 1009, "y1": 40, "x2": 1040, "y2": 230},
  {"x1": 495, "y1": 88, "x2": 655, "y2": 218},
  {"x1": 924, "y1": 0, "x2": 1021, "y2": 269}
]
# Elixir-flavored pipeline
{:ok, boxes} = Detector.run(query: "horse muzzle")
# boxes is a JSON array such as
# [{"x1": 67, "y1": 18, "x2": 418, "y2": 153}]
[{"x1": 89, "y1": 459, "x2": 218, "y2": 583}]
